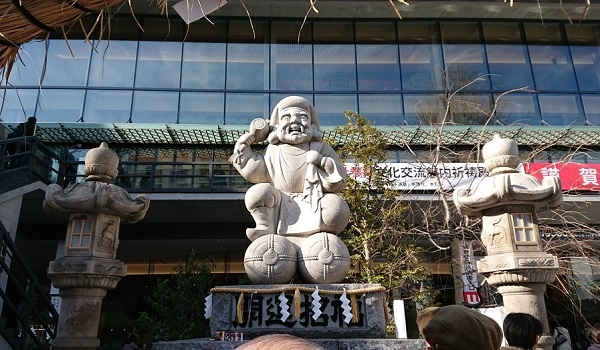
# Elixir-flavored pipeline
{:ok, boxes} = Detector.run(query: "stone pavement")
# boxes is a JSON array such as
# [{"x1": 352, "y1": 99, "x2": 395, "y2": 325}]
[{"x1": 152, "y1": 338, "x2": 425, "y2": 350}]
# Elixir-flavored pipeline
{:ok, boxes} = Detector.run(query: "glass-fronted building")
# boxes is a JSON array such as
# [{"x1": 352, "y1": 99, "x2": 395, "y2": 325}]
[
  {"x1": 5, "y1": 17, "x2": 600, "y2": 127},
  {"x1": 1, "y1": 0, "x2": 600, "y2": 347}
]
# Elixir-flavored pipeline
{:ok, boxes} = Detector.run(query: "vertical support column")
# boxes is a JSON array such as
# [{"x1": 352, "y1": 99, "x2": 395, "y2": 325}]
[{"x1": 498, "y1": 283, "x2": 554, "y2": 350}]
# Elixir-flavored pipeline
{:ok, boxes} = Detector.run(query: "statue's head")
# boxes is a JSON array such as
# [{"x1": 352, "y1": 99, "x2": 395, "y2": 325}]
[{"x1": 268, "y1": 96, "x2": 322, "y2": 145}]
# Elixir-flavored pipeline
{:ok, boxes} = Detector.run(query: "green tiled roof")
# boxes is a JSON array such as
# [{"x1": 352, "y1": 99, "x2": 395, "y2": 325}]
[{"x1": 4, "y1": 123, "x2": 600, "y2": 147}]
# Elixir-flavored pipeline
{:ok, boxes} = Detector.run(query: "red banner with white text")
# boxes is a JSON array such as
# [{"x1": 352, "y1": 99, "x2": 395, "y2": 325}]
[{"x1": 523, "y1": 162, "x2": 600, "y2": 191}]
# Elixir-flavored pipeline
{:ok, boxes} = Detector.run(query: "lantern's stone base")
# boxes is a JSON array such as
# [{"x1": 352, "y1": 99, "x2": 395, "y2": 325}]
[
  {"x1": 477, "y1": 251, "x2": 559, "y2": 276},
  {"x1": 209, "y1": 284, "x2": 387, "y2": 339},
  {"x1": 153, "y1": 338, "x2": 425, "y2": 350}
]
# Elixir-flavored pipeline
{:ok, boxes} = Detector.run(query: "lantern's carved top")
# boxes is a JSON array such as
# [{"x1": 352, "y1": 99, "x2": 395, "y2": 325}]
[
  {"x1": 84, "y1": 141, "x2": 119, "y2": 183},
  {"x1": 43, "y1": 142, "x2": 150, "y2": 223},
  {"x1": 453, "y1": 134, "x2": 562, "y2": 218}
]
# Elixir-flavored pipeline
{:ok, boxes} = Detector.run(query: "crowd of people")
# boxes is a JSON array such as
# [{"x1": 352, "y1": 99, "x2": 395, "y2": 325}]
[{"x1": 221, "y1": 306, "x2": 600, "y2": 350}]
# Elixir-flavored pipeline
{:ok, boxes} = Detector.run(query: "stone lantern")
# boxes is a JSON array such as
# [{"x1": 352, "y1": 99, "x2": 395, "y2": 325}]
[
  {"x1": 44, "y1": 142, "x2": 150, "y2": 350},
  {"x1": 453, "y1": 134, "x2": 562, "y2": 350}
]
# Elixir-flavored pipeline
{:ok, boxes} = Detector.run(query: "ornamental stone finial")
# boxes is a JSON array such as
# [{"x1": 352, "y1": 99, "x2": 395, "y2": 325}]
[
  {"x1": 482, "y1": 134, "x2": 520, "y2": 174},
  {"x1": 84, "y1": 141, "x2": 119, "y2": 183}
]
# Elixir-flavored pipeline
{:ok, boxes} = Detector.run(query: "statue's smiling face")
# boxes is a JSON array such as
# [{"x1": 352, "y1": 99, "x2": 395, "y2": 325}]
[{"x1": 277, "y1": 107, "x2": 313, "y2": 144}]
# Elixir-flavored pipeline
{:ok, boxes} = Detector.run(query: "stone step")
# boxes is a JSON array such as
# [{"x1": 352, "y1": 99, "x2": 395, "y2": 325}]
[{"x1": 153, "y1": 338, "x2": 425, "y2": 350}]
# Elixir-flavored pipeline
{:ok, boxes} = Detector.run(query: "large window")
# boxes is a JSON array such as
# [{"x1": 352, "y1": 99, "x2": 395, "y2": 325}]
[
  {"x1": 3, "y1": 18, "x2": 600, "y2": 127},
  {"x1": 441, "y1": 22, "x2": 490, "y2": 91},
  {"x1": 271, "y1": 21, "x2": 313, "y2": 91},
  {"x1": 356, "y1": 22, "x2": 400, "y2": 92},
  {"x1": 226, "y1": 21, "x2": 269, "y2": 91},
  {"x1": 398, "y1": 22, "x2": 444, "y2": 91},
  {"x1": 483, "y1": 23, "x2": 535, "y2": 91},
  {"x1": 525, "y1": 23, "x2": 578, "y2": 92},
  {"x1": 313, "y1": 22, "x2": 357, "y2": 92}
]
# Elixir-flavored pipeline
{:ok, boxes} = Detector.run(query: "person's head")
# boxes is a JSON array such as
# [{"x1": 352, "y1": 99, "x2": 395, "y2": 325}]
[
  {"x1": 269, "y1": 96, "x2": 321, "y2": 145},
  {"x1": 503, "y1": 313, "x2": 544, "y2": 350},
  {"x1": 591, "y1": 322, "x2": 600, "y2": 344},
  {"x1": 27, "y1": 116, "x2": 37, "y2": 123},
  {"x1": 235, "y1": 334, "x2": 324, "y2": 350},
  {"x1": 416, "y1": 305, "x2": 503, "y2": 350}
]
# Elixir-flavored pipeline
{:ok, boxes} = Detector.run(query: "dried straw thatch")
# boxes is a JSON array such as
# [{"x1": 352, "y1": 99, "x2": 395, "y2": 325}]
[{"x1": 0, "y1": 0, "x2": 126, "y2": 80}]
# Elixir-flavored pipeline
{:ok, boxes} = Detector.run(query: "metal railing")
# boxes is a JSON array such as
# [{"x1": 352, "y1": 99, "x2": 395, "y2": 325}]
[
  {"x1": 0, "y1": 222, "x2": 58, "y2": 350},
  {"x1": 0, "y1": 137, "x2": 60, "y2": 193}
]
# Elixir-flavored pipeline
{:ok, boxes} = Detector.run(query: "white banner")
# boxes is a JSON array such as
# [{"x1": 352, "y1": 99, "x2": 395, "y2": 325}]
[{"x1": 345, "y1": 163, "x2": 491, "y2": 190}]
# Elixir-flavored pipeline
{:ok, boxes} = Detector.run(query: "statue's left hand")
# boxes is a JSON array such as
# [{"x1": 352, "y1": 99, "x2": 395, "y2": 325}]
[{"x1": 306, "y1": 150, "x2": 323, "y2": 166}]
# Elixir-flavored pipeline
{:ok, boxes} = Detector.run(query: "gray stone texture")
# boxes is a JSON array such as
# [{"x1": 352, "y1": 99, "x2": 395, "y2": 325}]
[
  {"x1": 452, "y1": 134, "x2": 562, "y2": 350},
  {"x1": 230, "y1": 96, "x2": 351, "y2": 284},
  {"x1": 44, "y1": 142, "x2": 149, "y2": 350},
  {"x1": 152, "y1": 338, "x2": 425, "y2": 350}
]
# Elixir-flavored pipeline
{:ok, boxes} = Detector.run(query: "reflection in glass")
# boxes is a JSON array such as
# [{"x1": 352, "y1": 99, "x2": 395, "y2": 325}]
[
  {"x1": 135, "y1": 41, "x2": 182, "y2": 88},
  {"x1": 42, "y1": 40, "x2": 91, "y2": 87},
  {"x1": 182, "y1": 42, "x2": 226, "y2": 89},
  {"x1": 84, "y1": 90, "x2": 133, "y2": 123},
  {"x1": 357, "y1": 45, "x2": 400, "y2": 91},
  {"x1": 88, "y1": 40, "x2": 137, "y2": 87},
  {"x1": 358, "y1": 94, "x2": 403, "y2": 126},
  {"x1": 400, "y1": 44, "x2": 444, "y2": 91},
  {"x1": 538, "y1": 94, "x2": 585, "y2": 126},
  {"x1": 356, "y1": 22, "x2": 399, "y2": 92},
  {"x1": 483, "y1": 23, "x2": 534, "y2": 91},
  {"x1": 314, "y1": 45, "x2": 357, "y2": 92},
  {"x1": 313, "y1": 23, "x2": 356, "y2": 92},
  {"x1": 566, "y1": 25, "x2": 600, "y2": 91},
  {"x1": 36, "y1": 89, "x2": 85, "y2": 122},
  {"x1": 494, "y1": 93, "x2": 541, "y2": 126},
  {"x1": 179, "y1": 92, "x2": 225, "y2": 124},
  {"x1": 525, "y1": 23, "x2": 577, "y2": 92},
  {"x1": 529, "y1": 45, "x2": 578, "y2": 91},
  {"x1": 6, "y1": 41, "x2": 47, "y2": 86},
  {"x1": 441, "y1": 23, "x2": 490, "y2": 91},
  {"x1": 447, "y1": 93, "x2": 492, "y2": 125},
  {"x1": 132, "y1": 91, "x2": 179, "y2": 123},
  {"x1": 581, "y1": 95, "x2": 600, "y2": 125},
  {"x1": 271, "y1": 21, "x2": 312, "y2": 91},
  {"x1": 314, "y1": 94, "x2": 357, "y2": 126},
  {"x1": 271, "y1": 44, "x2": 313, "y2": 91},
  {"x1": 226, "y1": 43, "x2": 269, "y2": 90},
  {"x1": 1, "y1": 88, "x2": 38, "y2": 122},
  {"x1": 399, "y1": 23, "x2": 443, "y2": 91},
  {"x1": 225, "y1": 93, "x2": 269, "y2": 125},
  {"x1": 404, "y1": 94, "x2": 445, "y2": 125},
  {"x1": 570, "y1": 45, "x2": 600, "y2": 91}
]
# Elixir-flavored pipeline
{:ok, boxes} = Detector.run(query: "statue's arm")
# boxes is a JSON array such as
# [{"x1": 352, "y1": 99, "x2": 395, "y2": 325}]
[
  {"x1": 308, "y1": 144, "x2": 347, "y2": 192},
  {"x1": 229, "y1": 133, "x2": 269, "y2": 182}
]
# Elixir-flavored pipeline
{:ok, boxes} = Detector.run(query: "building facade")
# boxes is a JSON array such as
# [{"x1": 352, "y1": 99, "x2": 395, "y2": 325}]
[{"x1": 1, "y1": 0, "x2": 600, "y2": 347}]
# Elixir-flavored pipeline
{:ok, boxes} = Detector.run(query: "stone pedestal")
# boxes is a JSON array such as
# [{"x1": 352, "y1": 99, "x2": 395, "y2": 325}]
[
  {"x1": 47, "y1": 256, "x2": 126, "y2": 350},
  {"x1": 496, "y1": 282, "x2": 556, "y2": 350},
  {"x1": 209, "y1": 284, "x2": 387, "y2": 339}
]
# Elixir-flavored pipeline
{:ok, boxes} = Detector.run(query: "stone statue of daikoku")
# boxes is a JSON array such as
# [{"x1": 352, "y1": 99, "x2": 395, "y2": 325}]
[{"x1": 230, "y1": 96, "x2": 351, "y2": 284}]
